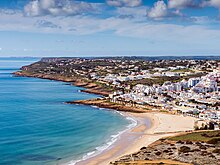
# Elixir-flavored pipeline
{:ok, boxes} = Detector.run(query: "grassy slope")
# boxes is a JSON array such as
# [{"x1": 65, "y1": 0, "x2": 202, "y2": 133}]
[{"x1": 168, "y1": 130, "x2": 220, "y2": 142}]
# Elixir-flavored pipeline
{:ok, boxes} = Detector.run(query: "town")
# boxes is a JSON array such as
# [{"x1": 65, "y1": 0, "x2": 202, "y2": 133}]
[{"x1": 17, "y1": 57, "x2": 220, "y2": 130}]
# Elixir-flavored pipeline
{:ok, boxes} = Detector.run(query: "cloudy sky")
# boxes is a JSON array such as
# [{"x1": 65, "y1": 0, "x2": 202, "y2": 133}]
[{"x1": 0, "y1": 0, "x2": 220, "y2": 57}]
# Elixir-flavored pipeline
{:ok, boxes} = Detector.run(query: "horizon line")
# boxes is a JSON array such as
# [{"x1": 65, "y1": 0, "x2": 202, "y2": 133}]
[{"x1": 1, "y1": 55, "x2": 220, "y2": 58}]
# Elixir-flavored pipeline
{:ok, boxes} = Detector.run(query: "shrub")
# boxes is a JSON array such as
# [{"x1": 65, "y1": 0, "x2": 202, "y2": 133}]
[
  {"x1": 209, "y1": 154, "x2": 216, "y2": 158},
  {"x1": 179, "y1": 146, "x2": 191, "y2": 153},
  {"x1": 155, "y1": 151, "x2": 162, "y2": 156},
  {"x1": 207, "y1": 138, "x2": 220, "y2": 144},
  {"x1": 212, "y1": 149, "x2": 220, "y2": 154},
  {"x1": 195, "y1": 142, "x2": 201, "y2": 145},
  {"x1": 200, "y1": 145, "x2": 207, "y2": 150},
  {"x1": 192, "y1": 149, "x2": 200, "y2": 152},
  {"x1": 163, "y1": 150, "x2": 170, "y2": 153},
  {"x1": 177, "y1": 140, "x2": 184, "y2": 144},
  {"x1": 140, "y1": 147, "x2": 147, "y2": 150}
]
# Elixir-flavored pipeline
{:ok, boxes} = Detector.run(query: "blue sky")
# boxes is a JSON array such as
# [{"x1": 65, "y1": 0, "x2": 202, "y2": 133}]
[{"x1": 0, "y1": 0, "x2": 220, "y2": 57}]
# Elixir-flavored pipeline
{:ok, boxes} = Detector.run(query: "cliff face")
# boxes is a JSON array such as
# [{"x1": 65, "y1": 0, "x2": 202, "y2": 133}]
[
  {"x1": 14, "y1": 71, "x2": 76, "y2": 82},
  {"x1": 13, "y1": 71, "x2": 111, "y2": 97},
  {"x1": 14, "y1": 70, "x2": 150, "y2": 113}
]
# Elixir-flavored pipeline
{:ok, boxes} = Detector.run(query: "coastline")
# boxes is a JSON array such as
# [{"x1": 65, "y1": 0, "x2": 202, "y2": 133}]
[
  {"x1": 67, "y1": 99, "x2": 150, "y2": 113},
  {"x1": 13, "y1": 71, "x2": 196, "y2": 165},
  {"x1": 13, "y1": 71, "x2": 110, "y2": 96},
  {"x1": 64, "y1": 111, "x2": 139, "y2": 165},
  {"x1": 73, "y1": 112, "x2": 195, "y2": 165}
]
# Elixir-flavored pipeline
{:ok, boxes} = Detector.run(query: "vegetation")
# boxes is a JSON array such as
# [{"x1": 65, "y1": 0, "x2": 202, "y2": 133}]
[
  {"x1": 168, "y1": 130, "x2": 220, "y2": 143},
  {"x1": 16, "y1": 57, "x2": 218, "y2": 97},
  {"x1": 207, "y1": 138, "x2": 220, "y2": 145},
  {"x1": 179, "y1": 146, "x2": 191, "y2": 153},
  {"x1": 171, "y1": 68, "x2": 192, "y2": 73},
  {"x1": 130, "y1": 76, "x2": 181, "y2": 86}
]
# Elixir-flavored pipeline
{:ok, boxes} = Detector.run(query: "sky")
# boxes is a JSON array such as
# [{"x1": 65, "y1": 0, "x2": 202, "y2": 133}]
[{"x1": 0, "y1": 0, "x2": 220, "y2": 57}]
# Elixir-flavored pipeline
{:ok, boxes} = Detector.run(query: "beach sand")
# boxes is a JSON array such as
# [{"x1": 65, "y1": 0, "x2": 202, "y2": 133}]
[{"x1": 75, "y1": 112, "x2": 195, "y2": 165}]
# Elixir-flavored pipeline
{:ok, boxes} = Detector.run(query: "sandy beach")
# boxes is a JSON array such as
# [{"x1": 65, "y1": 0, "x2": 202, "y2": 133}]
[{"x1": 75, "y1": 112, "x2": 195, "y2": 165}]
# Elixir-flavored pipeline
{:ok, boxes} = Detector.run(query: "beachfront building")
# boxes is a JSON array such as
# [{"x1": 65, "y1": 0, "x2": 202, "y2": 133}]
[{"x1": 109, "y1": 69, "x2": 220, "y2": 124}]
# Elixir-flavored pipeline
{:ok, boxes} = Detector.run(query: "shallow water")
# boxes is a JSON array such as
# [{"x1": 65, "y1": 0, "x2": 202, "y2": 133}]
[{"x1": 0, "y1": 58, "x2": 132, "y2": 165}]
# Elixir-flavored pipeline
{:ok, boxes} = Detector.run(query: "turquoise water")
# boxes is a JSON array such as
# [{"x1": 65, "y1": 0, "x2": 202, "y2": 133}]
[{"x1": 0, "y1": 58, "x2": 132, "y2": 165}]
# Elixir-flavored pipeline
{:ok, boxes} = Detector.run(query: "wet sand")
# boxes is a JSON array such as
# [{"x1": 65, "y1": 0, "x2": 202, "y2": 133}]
[{"x1": 74, "y1": 112, "x2": 195, "y2": 165}]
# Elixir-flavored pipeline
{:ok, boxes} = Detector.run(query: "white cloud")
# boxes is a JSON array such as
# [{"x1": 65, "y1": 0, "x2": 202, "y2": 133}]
[
  {"x1": 206, "y1": 0, "x2": 220, "y2": 9},
  {"x1": 1, "y1": 1, "x2": 220, "y2": 56},
  {"x1": 115, "y1": 6, "x2": 147, "y2": 18},
  {"x1": 106, "y1": 0, "x2": 142, "y2": 7},
  {"x1": 1, "y1": 7, "x2": 220, "y2": 52},
  {"x1": 35, "y1": 20, "x2": 61, "y2": 29},
  {"x1": 168, "y1": 0, "x2": 220, "y2": 9},
  {"x1": 168, "y1": 0, "x2": 203, "y2": 9},
  {"x1": 24, "y1": 0, "x2": 99, "y2": 17},
  {"x1": 147, "y1": 1, "x2": 168, "y2": 19},
  {"x1": 190, "y1": 16, "x2": 214, "y2": 24},
  {"x1": 146, "y1": 1, "x2": 183, "y2": 19}
]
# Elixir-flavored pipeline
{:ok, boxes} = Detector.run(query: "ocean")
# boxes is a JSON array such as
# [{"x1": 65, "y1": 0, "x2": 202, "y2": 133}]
[{"x1": 0, "y1": 58, "x2": 134, "y2": 165}]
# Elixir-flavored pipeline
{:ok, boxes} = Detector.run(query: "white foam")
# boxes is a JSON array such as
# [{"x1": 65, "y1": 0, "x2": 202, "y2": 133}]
[
  {"x1": 64, "y1": 111, "x2": 138, "y2": 165},
  {"x1": 91, "y1": 105, "x2": 98, "y2": 108}
]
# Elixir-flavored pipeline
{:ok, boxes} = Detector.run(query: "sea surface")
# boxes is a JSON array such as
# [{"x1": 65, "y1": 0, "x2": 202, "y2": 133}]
[{"x1": 0, "y1": 58, "x2": 134, "y2": 165}]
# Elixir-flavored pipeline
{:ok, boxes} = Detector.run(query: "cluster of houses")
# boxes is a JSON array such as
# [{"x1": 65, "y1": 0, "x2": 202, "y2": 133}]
[
  {"x1": 100, "y1": 69, "x2": 196, "y2": 85},
  {"x1": 192, "y1": 70, "x2": 220, "y2": 93},
  {"x1": 101, "y1": 73, "x2": 149, "y2": 83},
  {"x1": 95, "y1": 62, "x2": 217, "y2": 87},
  {"x1": 28, "y1": 58, "x2": 220, "y2": 129},
  {"x1": 127, "y1": 69, "x2": 219, "y2": 95},
  {"x1": 109, "y1": 68, "x2": 220, "y2": 128},
  {"x1": 36, "y1": 58, "x2": 219, "y2": 85}
]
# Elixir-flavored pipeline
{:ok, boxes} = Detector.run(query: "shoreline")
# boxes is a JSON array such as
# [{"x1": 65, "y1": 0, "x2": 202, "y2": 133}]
[
  {"x1": 13, "y1": 71, "x2": 196, "y2": 165},
  {"x1": 73, "y1": 112, "x2": 195, "y2": 165},
  {"x1": 64, "y1": 111, "x2": 140, "y2": 165},
  {"x1": 66, "y1": 99, "x2": 150, "y2": 113},
  {"x1": 13, "y1": 71, "x2": 110, "y2": 96},
  {"x1": 72, "y1": 112, "x2": 150, "y2": 165}
]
